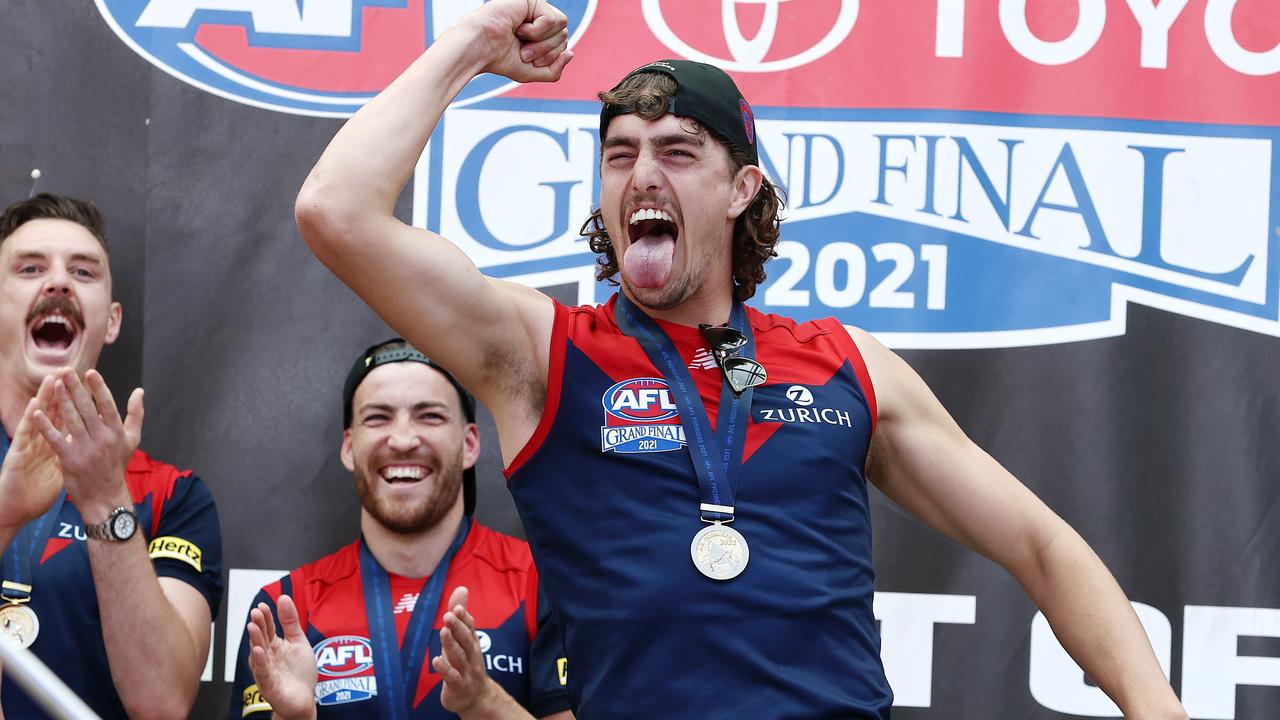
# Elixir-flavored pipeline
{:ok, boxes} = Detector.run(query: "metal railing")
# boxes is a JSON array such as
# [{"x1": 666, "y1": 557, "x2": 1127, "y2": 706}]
[{"x1": 0, "y1": 633, "x2": 101, "y2": 719}]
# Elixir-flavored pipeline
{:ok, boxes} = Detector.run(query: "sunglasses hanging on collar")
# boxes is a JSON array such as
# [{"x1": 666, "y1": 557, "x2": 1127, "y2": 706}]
[{"x1": 698, "y1": 324, "x2": 767, "y2": 396}]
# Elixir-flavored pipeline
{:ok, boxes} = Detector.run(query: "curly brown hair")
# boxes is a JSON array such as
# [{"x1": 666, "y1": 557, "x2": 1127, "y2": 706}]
[{"x1": 580, "y1": 73, "x2": 784, "y2": 302}]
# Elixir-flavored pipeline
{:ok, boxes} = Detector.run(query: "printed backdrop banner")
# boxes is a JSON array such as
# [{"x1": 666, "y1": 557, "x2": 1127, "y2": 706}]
[{"x1": 1, "y1": 1, "x2": 1276, "y2": 717}]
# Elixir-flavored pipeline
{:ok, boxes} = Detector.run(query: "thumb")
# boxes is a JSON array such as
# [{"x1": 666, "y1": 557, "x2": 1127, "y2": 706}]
[
  {"x1": 278, "y1": 594, "x2": 306, "y2": 642},
  {"x1": 123, "y1": 388, "x2": 145, "y2": 446},
  {"x1": 544, "y1": 49, "x2": 573, "y2": 79}
]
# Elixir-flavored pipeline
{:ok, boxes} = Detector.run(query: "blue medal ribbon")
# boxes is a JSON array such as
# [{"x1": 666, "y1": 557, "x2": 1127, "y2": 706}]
[
  {"x1": 359, "y1": 516, "x2": 471, "y2": 717},
  {"x1": 613, "y1": 293, "x2": 757, "y2": 524}
]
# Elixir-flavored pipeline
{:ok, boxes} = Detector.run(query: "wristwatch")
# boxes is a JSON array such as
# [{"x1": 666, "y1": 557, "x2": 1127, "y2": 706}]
[{"x1": 84, "y1": 506, "x2": 138, "y2": 542}]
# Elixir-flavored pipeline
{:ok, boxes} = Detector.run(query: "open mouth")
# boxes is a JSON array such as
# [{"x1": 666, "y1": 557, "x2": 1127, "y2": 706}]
[
  {"x1": 627, "y1": 208, "x2": 679, "y2": 244},
  {"x1": 29, "y1": 313, "x2": 79, "y2": 352},
  {"x1": 623, "y1": 208, "x2": 679, "y2": 288},
  {"x1": 379, "y1": 464, "x2": 429, "y2": 485}
]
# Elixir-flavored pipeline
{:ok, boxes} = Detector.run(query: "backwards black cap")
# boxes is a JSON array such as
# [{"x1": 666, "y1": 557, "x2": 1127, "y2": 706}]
[
  {"x1": 343, "y1": 339, "x2": 477, "y2": 515},
  {"x1": 599, "y1": 59, "x2": 758, "y2": 165}
]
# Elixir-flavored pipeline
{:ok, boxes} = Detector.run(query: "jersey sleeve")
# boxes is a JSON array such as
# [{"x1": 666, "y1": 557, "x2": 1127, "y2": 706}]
[
  {"x1": 146, "y1": 473, "x2": 225, "y2": 616},
  {"x1": 228, "y1": 587, "x2": 279, "y2": 720},
  {"x1": 525, "y1": 567, "x2": 572, "y2": 717}
]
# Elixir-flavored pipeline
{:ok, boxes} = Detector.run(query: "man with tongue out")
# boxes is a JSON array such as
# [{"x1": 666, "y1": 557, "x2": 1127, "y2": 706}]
[
  {"x1": 0, "y1": 193, "x2": 223, "y2": 718},
  {"x1": 294, "y1": 2, "x2": 1185, "y2": 718}
]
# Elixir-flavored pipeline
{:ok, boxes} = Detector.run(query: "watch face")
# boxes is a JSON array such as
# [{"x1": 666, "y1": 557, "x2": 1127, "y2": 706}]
[{"x1": 111, "y1": 511, "x2": 137, "y2": 540}]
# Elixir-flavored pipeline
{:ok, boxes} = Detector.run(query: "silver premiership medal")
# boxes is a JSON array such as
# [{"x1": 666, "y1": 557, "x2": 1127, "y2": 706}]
[
  {"x1": 691, "y1": 524, "x2": 750, "y2": 580},
  {"x1": 0, "y1": 603, "x2": 40, "y2": 648}
]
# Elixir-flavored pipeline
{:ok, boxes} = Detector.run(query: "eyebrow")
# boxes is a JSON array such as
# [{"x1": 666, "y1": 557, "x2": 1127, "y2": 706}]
[
  {"x1": 603, "y1": 133, "x2": 705, "y2": 150},
  {"x1": 359, "y1": 400, "x2": 450, "y2": 415},
  {"x1": 12, "y1": 251, "x2": 104, "y2": 266}
]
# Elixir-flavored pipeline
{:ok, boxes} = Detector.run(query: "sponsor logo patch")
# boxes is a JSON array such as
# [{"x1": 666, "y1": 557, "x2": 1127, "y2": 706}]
[
  {"x1": 241, "y1": 684, "x2": 271, "y2": 716},
  {"x1": 148, "y1": 536, "x2": 203, "y2": 572},
  {"x1": 688, "y1": 348, "x2": 717, "y2": 370},
  {"x1": 393, "y1": 591, "x2": 418, "y2": 615},
  {"x1": 557, "y1": 657, "x2": 569, "y2": 686},
  {"x1": 314, "y1": 635, "x2": 375, "y2": 678},
  {"x1": 316, "y1": 676, "x2": 377, "y2": 706},
  {"x1": 786, "y1": 385, "x2": 815, "y2": 406},
  {"x1": 756, "y1": 384, "x2": 855, "y2": 428},
  {"x1": 600, "y1": 378, "x2": 686, "y2": 454}
]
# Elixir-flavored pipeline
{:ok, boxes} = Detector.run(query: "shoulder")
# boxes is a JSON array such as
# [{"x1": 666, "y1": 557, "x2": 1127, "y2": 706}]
[
  {"x1": 124, "y1": 449, "x2": 195, "y2": 502},
  {"x1": 562, "y1": 299, "x2": 620, "y2": 336},
  {"x1": 287, "y1": 541, "x2": 362, "y2": 591},
  {"x1": 460, "y1": 523, "x2": 534, "y2": 575},
  {"x1": 748, "y1": 306, "x2": 840, "y2": 344}
]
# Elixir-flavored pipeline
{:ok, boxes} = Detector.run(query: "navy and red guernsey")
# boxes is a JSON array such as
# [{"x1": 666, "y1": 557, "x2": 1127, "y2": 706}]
[
  {"x1": 230, "y1": 521, "x2": 570, "y2": 719},
  {"x1": 0, "y1": 448, "x2": 224, "y2": 718},
  {"x1": 506, "y1": 295, "x2": 892, "y2": 719}
]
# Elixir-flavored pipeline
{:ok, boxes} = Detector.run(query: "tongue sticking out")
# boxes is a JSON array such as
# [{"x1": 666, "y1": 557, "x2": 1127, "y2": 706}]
[{"x1": 623, "y1": 232, "x2": 676, "y2": 288}]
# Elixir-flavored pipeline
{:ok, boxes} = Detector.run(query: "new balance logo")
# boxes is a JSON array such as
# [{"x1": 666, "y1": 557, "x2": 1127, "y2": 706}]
[
  {"x1": 393, "y1": 592, "x2": 418, "y2": 615},
  {"x1": 689, "y1": 348, "x2": 717, "y2": 370}
]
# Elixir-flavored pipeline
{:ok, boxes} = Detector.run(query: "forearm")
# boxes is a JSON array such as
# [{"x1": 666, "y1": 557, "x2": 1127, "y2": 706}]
[
  {"x1": 297, "y1": 22, "x2": 489, "y2": 226},
  {"x1": 1020, "y1": 527, "x2": 1186, "y2": 719},
  {"x1": 86, "y1": 517, "x2": 203, "y2": 719}
]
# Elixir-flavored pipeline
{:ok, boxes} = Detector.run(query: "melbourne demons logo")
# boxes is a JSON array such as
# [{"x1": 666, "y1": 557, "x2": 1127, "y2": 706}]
[
  {"x1": 93, "y1": 0, "x2": 595, "y2": 116},
  {"x1": 600, "y1": 378, "x2": 686, "y2": 454},
  {"x1": 641, "y1": 0, "x2": 858, "y2": 71}
]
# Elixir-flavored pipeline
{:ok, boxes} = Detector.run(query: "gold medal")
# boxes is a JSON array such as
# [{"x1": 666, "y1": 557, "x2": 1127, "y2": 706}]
[
  {"x1": 0, "y1": 602, "x2": 40, "y2": 648},
  {"x1": 690, "y1": 524, "x2": 749, "y2": 580}
]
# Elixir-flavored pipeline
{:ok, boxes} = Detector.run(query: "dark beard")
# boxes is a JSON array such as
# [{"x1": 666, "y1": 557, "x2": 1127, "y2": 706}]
[{"x1": 353, "y1": 454, "x2": 464, "y2": 535}]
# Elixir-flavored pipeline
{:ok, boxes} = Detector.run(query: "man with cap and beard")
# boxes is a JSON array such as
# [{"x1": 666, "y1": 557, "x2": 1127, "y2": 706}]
[
  {"x1": 230, "y1": 339, "x2": 571, "y2": 720},
  {"x1": 290, "y1": 1, "x2": 1187, "y2": 718}
]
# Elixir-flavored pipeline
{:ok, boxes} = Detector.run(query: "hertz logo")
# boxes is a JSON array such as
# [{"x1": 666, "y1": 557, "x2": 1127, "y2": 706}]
[
  {"x1": 148, "y1": 536, "x2": 203, "y2": 572},
  {"x1": 241, "y1": 684, "x2": 271, "y2": 716}
]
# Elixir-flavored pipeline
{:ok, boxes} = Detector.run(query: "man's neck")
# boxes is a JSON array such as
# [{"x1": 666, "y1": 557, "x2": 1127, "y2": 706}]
[
  {"x1": 623, "y1": 287, "x2": 734, "y2": 329},
  {"x1": 360, "y1": 502, "x2": 466, "y2": 578}
]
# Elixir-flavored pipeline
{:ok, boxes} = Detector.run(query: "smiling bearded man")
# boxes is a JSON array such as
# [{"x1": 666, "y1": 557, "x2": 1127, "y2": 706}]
[{"x1": 230, "y1": 339, "x2": 572, "y2": 720}]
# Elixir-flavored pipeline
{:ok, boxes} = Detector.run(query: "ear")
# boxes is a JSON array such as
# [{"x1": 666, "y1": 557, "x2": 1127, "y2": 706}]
[
  {"x1": 104, "y1": 301, "x2": 122, "y2": 345},
  {"x1": 340, "y1": 429, "x2": 355, "y2": 472},
  {"x1": 727, "y1": 164, "x2": 764, "y2": 221},
  {"x1": 461, "y1": 423, "x2": 480, "y2": 471}
]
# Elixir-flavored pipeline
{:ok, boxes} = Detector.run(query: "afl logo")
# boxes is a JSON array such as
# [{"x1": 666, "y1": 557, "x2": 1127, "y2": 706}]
[
  {"x1": 313, "y1": 636, "x2": 374, "y2": 678},
  {"x1": 641, "y1": 0, "x2": 858, "y2": 72},
  {"x1": 93, "y1": 0, "x2": 596, "y2": 117},
  {"x1": 602, "y1": 378, "x2": 679, "y2": 423}
]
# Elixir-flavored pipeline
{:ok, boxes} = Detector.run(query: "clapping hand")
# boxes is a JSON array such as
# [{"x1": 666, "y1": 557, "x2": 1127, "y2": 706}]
[
  {"x1": 30, "y1": 368, "x2": 142, "y2": 521},
  {"x1": 246, "y1": 595, "x2": 318, "y2": 720},
  {"x1": 0, "y1": 376, "x2": 65, "y2": 534},
  {"x1": 433, "y1": 586, "x2": 501, "y2": 714}
]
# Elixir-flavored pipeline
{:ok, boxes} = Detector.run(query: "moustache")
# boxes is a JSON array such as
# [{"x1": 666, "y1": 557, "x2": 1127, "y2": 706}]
[{"x1": 26, "y1": 295, "x2": 84, "y2": 329}]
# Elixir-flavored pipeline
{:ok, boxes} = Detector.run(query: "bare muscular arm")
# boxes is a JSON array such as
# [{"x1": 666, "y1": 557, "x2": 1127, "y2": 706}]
[
  {"x1": 846, "y1": 326, "x2": 1187, "y2": 720},
  {"x1": 295, "y1": 0, "x2": 572, "y2": 462}
]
